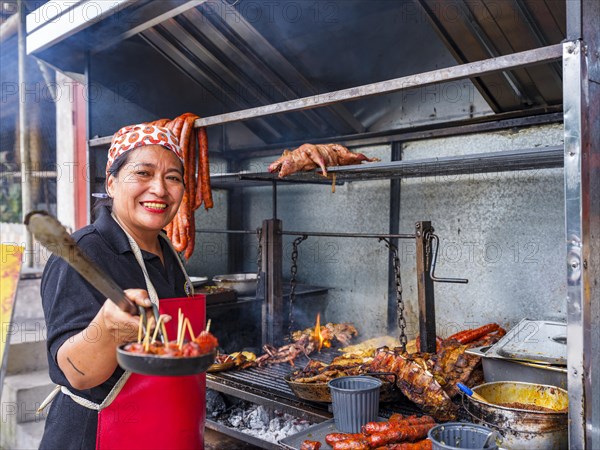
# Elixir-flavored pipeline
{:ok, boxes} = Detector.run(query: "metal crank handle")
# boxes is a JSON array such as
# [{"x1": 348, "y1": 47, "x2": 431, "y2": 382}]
[{"x1": 428, "y1": 232, "x2": 469, "y2": 284}]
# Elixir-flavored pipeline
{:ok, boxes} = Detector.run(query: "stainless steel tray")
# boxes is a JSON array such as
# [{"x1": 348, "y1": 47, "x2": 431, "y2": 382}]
[
  {"x1": 466, "y1": 346, "x2": 567, "y2": 389},
  {"x1": 279, "y1": 417, "x2": 386, "y2": 449},
  {"x1": 486, "y1": 319, "x2": 566, "y2": 365}
]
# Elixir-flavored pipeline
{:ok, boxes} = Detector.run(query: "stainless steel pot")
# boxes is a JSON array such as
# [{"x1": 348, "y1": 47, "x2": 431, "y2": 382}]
[
  {"x1": 212, "y1": 273, "x2": 258, "y2": 296},
  {"x1": 463, "y1": 381, "x2": 568, "y2": 449},
  {"x1": 466, "y1": 346, "x2": 567, "y2": 389}
]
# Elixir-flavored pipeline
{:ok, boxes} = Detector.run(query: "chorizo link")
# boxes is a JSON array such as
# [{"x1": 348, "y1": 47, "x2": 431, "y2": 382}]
[
  {"x1": 325, "y1": 433, "x2": 365, "y2": 446},
  {"x1": 367, "y1": 423, "x2": 435, "y2": 448},
  {"x1": 188, "y1": 127, "x2": 197, "y2": 213},
  {"x1": 363, "y1": 416, "x2": 435, "y2": 435},
  {"x1": 150, "y1": 118, "x2": 170, "y2": 127},
  {"x1": 170, "y1": 211, "x2": 182, "y2": 250},
  {"x1": 194, "y1": 131, "x2": 204, "y2": 210},
  {"x1": 184, "y1": 208, "x2": 195, "y2": 261},
  {"x1": 375, "y1": 439, "x2": 433, "y2": 450},
  {"x1": 197, "y1": 126, "x2": 213, "y2": 210},
  {"x1": 447, "y1": 323, "x2": 500, "y2": 344},
  {"x1": 332, "y1": 438, "x2": 370, "y2": 450}
]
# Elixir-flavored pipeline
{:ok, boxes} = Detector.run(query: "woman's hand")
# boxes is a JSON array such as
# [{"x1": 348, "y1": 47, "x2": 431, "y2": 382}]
[
  {"x1": 100, "y1": 289, "x2": 155, "y2": 345},
  {"x1": 57, "y1": 289, "x2": 156, "y2": 390}
]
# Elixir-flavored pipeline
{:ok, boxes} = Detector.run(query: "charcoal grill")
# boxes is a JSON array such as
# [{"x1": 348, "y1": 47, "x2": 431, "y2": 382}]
[{"x1": 206, "y1": 348, "x2": 427, "y2": 448}]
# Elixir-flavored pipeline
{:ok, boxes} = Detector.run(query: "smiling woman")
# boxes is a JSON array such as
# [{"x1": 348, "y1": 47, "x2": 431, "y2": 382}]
[
  {"x1": 107, "y1": 145, "x2": 185, "y2": 260},
  {"x1": 39, "y1": 123, "x2": 208, "y2": 450}
]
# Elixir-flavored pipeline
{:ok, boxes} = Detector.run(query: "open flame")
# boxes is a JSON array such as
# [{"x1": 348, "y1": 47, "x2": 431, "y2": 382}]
[{"x1": 313, "y1": 313, "x2": 330, "y2": 352}]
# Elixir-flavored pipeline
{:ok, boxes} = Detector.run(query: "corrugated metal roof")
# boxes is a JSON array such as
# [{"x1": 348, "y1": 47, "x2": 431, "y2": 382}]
[{"x1": 26, "y1": 0, "x2": 565, "y2": 151}]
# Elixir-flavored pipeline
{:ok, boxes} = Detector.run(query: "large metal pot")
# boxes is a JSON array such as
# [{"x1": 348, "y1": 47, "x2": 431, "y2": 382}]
[
  {"x1": 463, "y1": 381, "x2": 568, "y2": 449},
  {"x1": 212, "y1": 273, "x2": 258, "y2": 296}
]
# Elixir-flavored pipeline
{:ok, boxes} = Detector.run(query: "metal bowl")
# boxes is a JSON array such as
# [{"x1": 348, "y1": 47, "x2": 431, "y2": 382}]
[
  {"x1": 212, "y1": 273, "x2": 258, "y2": 296},
  {"x1": 189, "y1": 276, "x2": 209, "y2": 288}
]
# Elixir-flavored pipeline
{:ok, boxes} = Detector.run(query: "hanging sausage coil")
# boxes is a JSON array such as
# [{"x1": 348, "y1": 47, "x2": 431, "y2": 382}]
[{"x1": 149, "y1": 113, "x2": 213, "y2": 260}]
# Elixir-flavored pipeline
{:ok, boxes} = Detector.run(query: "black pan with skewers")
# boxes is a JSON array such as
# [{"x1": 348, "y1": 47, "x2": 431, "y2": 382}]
[
  {"x1": 116, "y1": 348, "x2": 216, "y2": 376},
  {"x1": 117, "y1": 341, "x2": 216, "y2": 376}
]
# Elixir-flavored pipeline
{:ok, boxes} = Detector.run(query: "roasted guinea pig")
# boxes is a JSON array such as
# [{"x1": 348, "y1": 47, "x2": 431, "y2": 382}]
[{"x1": 268, "y1": 143, "x2": 379, "y2": 178}]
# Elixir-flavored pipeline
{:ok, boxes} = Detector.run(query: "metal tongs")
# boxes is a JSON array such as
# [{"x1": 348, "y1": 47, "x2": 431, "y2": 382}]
[{"x1": 25, "y1": 210, "x2": 162, "y2": 340}]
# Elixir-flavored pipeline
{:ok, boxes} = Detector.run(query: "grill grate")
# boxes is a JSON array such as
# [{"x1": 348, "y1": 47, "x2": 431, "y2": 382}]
[{"x1": 207, "y1": 348, "x2": 426, "y2": 419}]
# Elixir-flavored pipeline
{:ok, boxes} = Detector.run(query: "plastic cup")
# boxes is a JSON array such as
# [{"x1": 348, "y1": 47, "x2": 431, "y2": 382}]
[
  {"x1": 328, "y1": 376, "x2": 382, "y2": 433},
  {"x1": 428, "y1": 422, "x2": 498, "y2": 450}
]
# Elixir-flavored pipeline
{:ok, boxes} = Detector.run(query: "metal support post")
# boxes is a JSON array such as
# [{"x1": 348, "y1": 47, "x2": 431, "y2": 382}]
[
  {"x1": 261, "y1": 219, "x2": 283, "y2": 346},
  {"x1": 18, "y1": 1, "x2": 32, "y2": 267},
  {"x1": 227, "y1": 160, "x2": 245, "y2": 273},
  {"x1": 415, "y1": 221, "x2": 436, "y2": 353},
  {"x1": 563, "y1": 39, "x2": 599, "y2": 449}
]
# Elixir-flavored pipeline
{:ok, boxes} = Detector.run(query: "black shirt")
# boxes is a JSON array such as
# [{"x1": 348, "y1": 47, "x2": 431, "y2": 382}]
[{"x1": 40, "y1": 206, "x2": 187, "y2": 449}]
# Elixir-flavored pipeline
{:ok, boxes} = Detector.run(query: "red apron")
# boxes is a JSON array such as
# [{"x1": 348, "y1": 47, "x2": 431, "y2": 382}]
[{"x1": 95, "y1": 295, "x2": 206, "y2": 450}]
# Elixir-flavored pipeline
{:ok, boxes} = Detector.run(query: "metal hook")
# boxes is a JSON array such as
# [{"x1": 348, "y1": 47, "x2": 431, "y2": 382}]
[{"x1": 427, "y1": 232, "x2": 469, "y2": 284}]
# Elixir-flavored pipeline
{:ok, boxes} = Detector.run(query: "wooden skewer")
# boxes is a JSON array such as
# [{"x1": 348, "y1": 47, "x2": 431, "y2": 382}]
[
  {"x1": 152, "y1": 315, "x2": 166, "y2": 343},
  {"x1": 205, "y1": 319, "x2": 211, "y2": 333},
  {"x1": 187, "y1": 318, "x2": 195, "y2": 341},
  {"x1": 178, "y1": 318, "x2": 189, "y2": 350},
  {"x1": 143, "y1": 317, "x2": 152, "y2": 352},
  {"x1": 177, "y1": 308, "x2": 183, "y2": 345},
  {"x1": 161, "y1": 321, "x2": 169, "y2": 344},
  {"x1": 137, "y1": 314, "x2": 143, "y2": 344}
]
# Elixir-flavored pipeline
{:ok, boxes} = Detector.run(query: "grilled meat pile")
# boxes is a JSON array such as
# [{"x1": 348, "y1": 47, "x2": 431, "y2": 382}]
[
  {"x1": 254, "y1": 335, "x2": 316, "y2": 367},
  {"x1": 253, "y1": 322, "x2": 358, "y2": 367},
  {"x1": 368, "y1": 348, "x2": 458, "y2": 422},
  {"x1": 268, "y1": 143, "x2": 379, "y2": 178},
  {"x1": 366, "y1": 323, "x2": 506, "y2": 421},
  {"x1": 292, "y1": 322, "x2": 358, "y2": 347},
  {"x1": 290, "y1": 356, "x2": 370, "y2": 383}
]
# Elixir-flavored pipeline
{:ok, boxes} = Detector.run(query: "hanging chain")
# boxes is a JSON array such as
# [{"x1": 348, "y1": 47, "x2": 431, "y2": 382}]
[
  {"x1": 379, "y1": 237, "x2": 407, "y2": 352},
  {"x1": 288, "y1": 235, "x2": 308, "y2": 337}
]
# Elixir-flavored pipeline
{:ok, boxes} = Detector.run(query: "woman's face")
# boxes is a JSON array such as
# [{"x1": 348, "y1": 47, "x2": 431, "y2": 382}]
[{"x1": 107, "y1": 145, "x2": 184, "y2": 234}]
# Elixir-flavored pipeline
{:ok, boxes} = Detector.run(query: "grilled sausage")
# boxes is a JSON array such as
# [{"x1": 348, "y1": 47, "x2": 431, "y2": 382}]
[
  {"x1": 197, "y1": 126, "x2": 213, "y2": 210},
  {"x1": 366, "y1": 423, "x2": 435, "y2": 448},
  {"x1": 447, "y1": 323, "x2": 500, "y2": 344},
  {"x1": 332, "y1": 438, "x2": 370, "y2": 450},
  {"x1": 363, "y1": 416, "x2": 435, "y2": 435},
  {"x1": 325, "y1": 433, "x2": 365, "y2": 446},
  {"x1": 375, "y1": 439, "x2": 433, "y2": 450}
]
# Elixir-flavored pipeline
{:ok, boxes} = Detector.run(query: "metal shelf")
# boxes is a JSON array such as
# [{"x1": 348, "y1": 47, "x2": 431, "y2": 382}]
[
  {"x1": 207, "y1": 284, "x2": 329, "y2": 309},
  {"x1": 210, "y1": 146, "x2": 563, "y2": 189}
]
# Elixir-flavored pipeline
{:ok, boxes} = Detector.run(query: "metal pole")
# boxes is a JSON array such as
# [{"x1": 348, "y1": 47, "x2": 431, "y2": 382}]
[
  {"x1": 415, "y1": 221, "x2": 436, "y2": 353},
  {"x1": 563, "y1": 39, "x2": 596, "y2": 449},
  {"x1": 193, "y1": 44, "x2": 564, "y2": 128},
  {"x1": 227, "y1": 160, "x2": 245, "y2": 273},
  {"x1": 18, "y1": 1, "x2": 33, "y2": 267},
  {"x1": 272, "y1": 180, "x2": 277, "y2": 220},
  {"x1": 261, "y1": 219, "x2": 283, "y2": 346}
]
